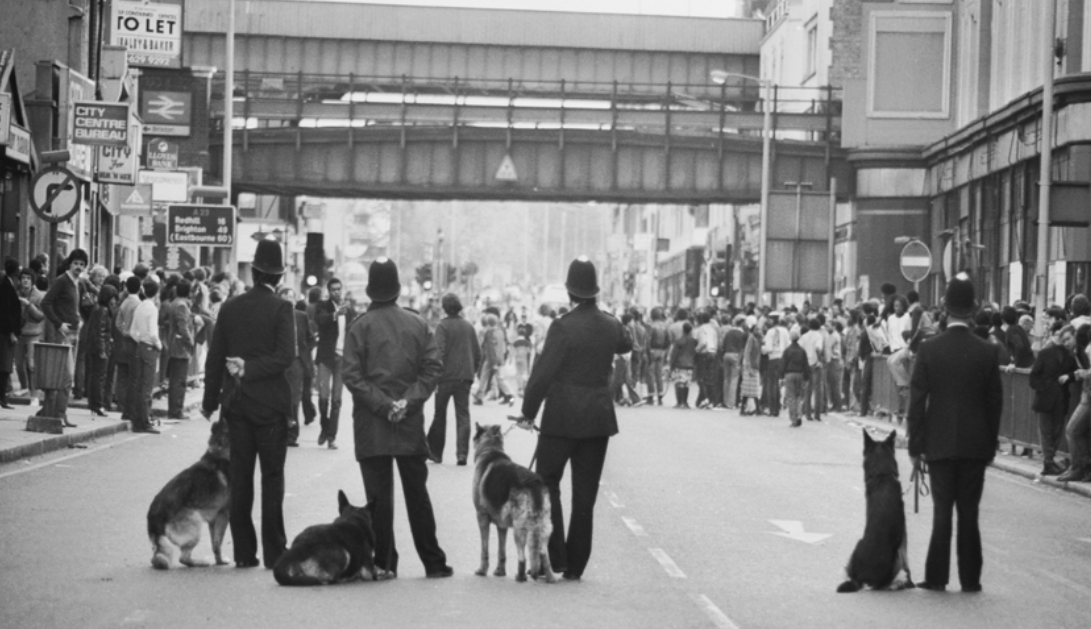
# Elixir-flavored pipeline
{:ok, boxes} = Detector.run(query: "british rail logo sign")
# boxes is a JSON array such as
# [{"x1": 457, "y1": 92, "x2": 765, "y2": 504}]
[
  {"x1": 110, "y1": 0, "x2": 183, "y2": 69},
  {"x1": 141, "y1": 90, "x2": 191, "y2": 137}
]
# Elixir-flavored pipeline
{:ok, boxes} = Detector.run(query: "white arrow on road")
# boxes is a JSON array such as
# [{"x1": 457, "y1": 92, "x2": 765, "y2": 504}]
[{"x1": 767, "y1": 520, "x2": 832, "y2": 544}]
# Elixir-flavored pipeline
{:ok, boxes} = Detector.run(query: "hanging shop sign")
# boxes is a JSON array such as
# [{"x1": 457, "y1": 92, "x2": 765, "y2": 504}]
[
  {"x1": 141, "y1": 90, "x2": 191, "y2": 137},
  {"x1": 110, "y1": 0, "x2": 183, "y2": 69},
  {"x1": 97, "y1": 114, "x2": 143, "y2": 185},
  {"x1": 138, "y1": 169, "x2": 188, "y2": 203},
  {"x1": 0, "y1": 92, "x2": 10, "y2": 145},
  {"x1": 146, "y1": 139, "x2": 179, "y2": 170},
  {"x1": 59, "y1": 68, "x2": 96, "y2": 180},
  {"x1": 72, "y1": 101, "x2": 130, "y2": 146},
  {"x1": 4, "y1": 124, "x2": 31, "y2": 165}
]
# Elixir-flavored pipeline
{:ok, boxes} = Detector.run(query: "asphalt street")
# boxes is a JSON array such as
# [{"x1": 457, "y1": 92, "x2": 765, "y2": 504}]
[{"x1": 2, "y1": 395, "x2": 1090, "y2": 629}]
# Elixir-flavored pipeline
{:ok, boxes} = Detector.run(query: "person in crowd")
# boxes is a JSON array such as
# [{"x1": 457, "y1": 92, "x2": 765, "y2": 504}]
[
  {"x1": 645, "y1": 307, "x2": 671, "y2": 406},
  {"x1": 826, "y1": 320, "x2": 844, "y2": 412},
  {"x1": 762, "y1": 315, "x2": 790, "y2": 417},
  {"x1": 15, "y1": 268, "x2": 44, "y2": 399},
  {"x1": 0, "y1": 258, "x2": 23, "y2": 409},
  {"x1": 694, "y1": 310, "x2": 719, "y2": 409},
  {"x1": 113, "y1": 276, "x2": 142, "y2": 419},
  {"x1": 29, "y1": 256, "x2": 48, "y2": 291},
  {"x1": 128, "y1": 279, "x2": 162, "y2": 434},
  {"x1": 857, "y1": 309, "x2": 877, "y2": 416},
  {"x1": 842, "y1": 311, "x2": 860, "y2": 412},
  {"x1": 1059, "y1": 323, "x2": 1091, "y2": 482},
  {"x1": 667, "y1": 321, "x2": 697, "y2": 409},
  {"x1": 780, "y1": 328, "x2": 810, "y2": 428},
  {"x1": 720, "y1": 314, "x2": 748, "y2": 410},
  {"x1": 1001, "y1": 306, "x2": 1034, "y2": 369},
  {"x1": 739, "y1": 319, "x2": 764, "y2": 415},
  {"x1": 342, "y1": 258, "x2": 453, "y2": 580},
  {"x1": 511, "y1": 257, "x2": 632, "y2": 581},
  {"x1": 314, "y1": 277, "x2": 357, "y2": 450},
  {"x1": 628, "y1": 308, "x2": 650, "y2": 405},
  {"x1": 1071, "y1": 294, "x2": 1091, "y2": 330},
  {"x1": 512, "y1": 320, "x2": 533, "y2": 396},
  {"x1": 474, "y1": 313, "x2": 515, "y2": 406},
  {"x1": 202, "y1": 240, "x2": 296, "y2": 569},
  {"x1": 85, "y1": 285, "x2": 118, "y2": 417},
  {"x1": 38, "y1": 249, "x2": 88, "y2": 427},
  {"x1": 1029, "y1": 322, "x2": 1078, "y2": 476},
  {"x1": 427, "y1": 293, "x2": 482, "y2": 466},
  {"x1": 73, "y1": 264, "x2": 108, "y2": 400},
  {"x1": 301, "y1": 286, "x2": 323, "y2": 427},
  {"x1": 163, "y1": 279, "x2": 195, "y2": 420},
  {"x1": 798, "y1": 318, "x2": 826, "y2": 422},
  {"x1": 909, "y1": 272, "x2": 1003, "y2": 593},
  {"x1": 277, "y1": 287, "x2": 312, "y2": 448}
]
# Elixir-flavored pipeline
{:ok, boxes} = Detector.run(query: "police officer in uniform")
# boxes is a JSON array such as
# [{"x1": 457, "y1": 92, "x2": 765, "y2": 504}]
[
  {"x1": 514, "y1": 257, "x2": 633, "y2": 581},
  {"x1": 202, "y1": 240, "x2": 296, "y2": 568}
]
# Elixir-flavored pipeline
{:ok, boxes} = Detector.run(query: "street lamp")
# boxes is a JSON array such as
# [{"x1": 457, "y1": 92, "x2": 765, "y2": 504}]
[{"x1": 711, "y1": 70, "x2": 773, "y2": 306}]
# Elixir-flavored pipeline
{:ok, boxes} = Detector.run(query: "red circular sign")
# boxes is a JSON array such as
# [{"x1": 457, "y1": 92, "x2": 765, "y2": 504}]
[{"x1": 900, "y1": 240, "x2": 932, "y2": 283}]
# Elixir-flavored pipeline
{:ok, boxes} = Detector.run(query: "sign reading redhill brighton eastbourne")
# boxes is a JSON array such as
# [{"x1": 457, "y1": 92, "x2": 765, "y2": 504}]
[{"x1": 167, "y1": 204, "x2": 236, "y2": 247}]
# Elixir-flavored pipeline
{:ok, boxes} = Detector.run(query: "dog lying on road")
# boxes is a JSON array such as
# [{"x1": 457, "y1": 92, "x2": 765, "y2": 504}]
[
  {"x1": 473, "y1": 423, "x2": 555, "y2": 583},
  {"x1": 837, "y1": 429, "x2": 914, "y2": 593},
  {"x1": 274, "y1": 491, "x2": 377, "y2": 586},
  {"x1": 147, "y1": 420, "x2": 231, "y2": 569}
]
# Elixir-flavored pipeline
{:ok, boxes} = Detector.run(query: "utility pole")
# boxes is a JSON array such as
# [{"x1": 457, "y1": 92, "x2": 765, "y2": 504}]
[{"x1": 1034, "y1": 0, "x2": 1057, "y2": 338}]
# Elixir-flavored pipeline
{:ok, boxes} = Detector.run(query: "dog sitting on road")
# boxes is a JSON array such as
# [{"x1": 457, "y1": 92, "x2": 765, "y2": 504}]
[
  {"x1": 472, "y1": 423, "x2": 555, "y2": 583},
  {"x1": 147, "y1": 420, "x2": 231, "y2": 570},
  {"x1": 837, "y1": 429, "x2": 914, "y2": 593},
  {"x1": 273, "y1": 491, "x2": 377, "y2": 586}
]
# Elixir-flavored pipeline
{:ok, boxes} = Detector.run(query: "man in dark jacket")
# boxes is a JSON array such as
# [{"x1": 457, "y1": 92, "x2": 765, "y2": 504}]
[
  {"x1": 342, "y1": 258, "x2": 451, "y2": 580},
  {"x1": 278, "y1": 287, "x2": 316, "y2": 447},
  {"x1": 0, "y1": 258, "x2": 23, "y2": 409},
  {"x1": 39, "y1": 249, "x2": 88, "y2": 426},
  {"x1": 1002, "y1": 305, "x2": 1035, "y2": 368},
  {"x1": 908, "y1": 273, "x2": 1003, "y2": 593},
  {"x1": 426, "y1": 293, "x2": 482, "y2": 465},
  {"x1": 164, "y1": 280, "x2": 195, "y2": 419},
  {"x1": 779, "y1": 328, "x2": 810, "y2": 428},
  {"x1": 1029, "y1": 322, "x2": 1077, "y2": 475},
  {"x1": 314, "y1": 277, "x2": 357, "y2": 449},
  {"x1": 202, "y1": 241, "x2": 296, "y2": 569},
  {"x1": 513, "y1": 257, "x2": 633, "y2": 581}
]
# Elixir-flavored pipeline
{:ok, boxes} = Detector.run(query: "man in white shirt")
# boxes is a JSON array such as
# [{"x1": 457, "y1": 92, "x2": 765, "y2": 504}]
[
  {"x1": 762, "y1": 315, "x2": 791, "y2": 416},
  {"x1": 127, "y1": 279, "x2": 162, "y2": 434},
  {"x1": 798, "y1": 319, "x2": 826, "y2": 421},
  {"x1": 113, "y1": 276, "x2": 143, "y2": 419}
]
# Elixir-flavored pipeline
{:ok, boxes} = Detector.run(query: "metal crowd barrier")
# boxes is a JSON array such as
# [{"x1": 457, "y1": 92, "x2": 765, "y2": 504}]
[{"x1": 865, "y1": 356, "x2": 1070, "y2": 456}]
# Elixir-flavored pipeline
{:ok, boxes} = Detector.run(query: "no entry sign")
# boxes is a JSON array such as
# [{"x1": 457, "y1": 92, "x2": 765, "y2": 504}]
[{"x1": 900, "y1": 240, "x2": 932, "y2": 284}]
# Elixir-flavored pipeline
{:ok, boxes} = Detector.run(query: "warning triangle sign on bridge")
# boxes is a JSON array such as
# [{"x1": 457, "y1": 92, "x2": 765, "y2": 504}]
[
  {"x1": 125, "y1": 188, "x2": 146, "y2": 206},
  {"x1": 495, "y1": 154, "x2": 518, "y2": 182}
]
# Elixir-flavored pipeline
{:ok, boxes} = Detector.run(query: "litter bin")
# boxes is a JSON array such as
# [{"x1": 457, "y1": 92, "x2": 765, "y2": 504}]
[{"x1": 34, "y1": 342, "x2": 73, "y2": 390}]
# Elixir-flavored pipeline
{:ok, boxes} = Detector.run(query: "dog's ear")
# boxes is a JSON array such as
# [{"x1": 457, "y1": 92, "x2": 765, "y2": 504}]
[
  {"x1": 474, "y1": 423, "x2": 484, "y2": 438},
  {"x1": 863, "y1": 429, "x2": 875, "y2": 451},
  {"x1": 338, "y1": 490, "x2": 349, "y2": 512},
  {"x1": 884, "y1": 430, "x2": 897, "y2": 448}
]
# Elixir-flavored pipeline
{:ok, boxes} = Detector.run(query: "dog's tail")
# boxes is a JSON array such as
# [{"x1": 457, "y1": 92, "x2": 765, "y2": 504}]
[{"x1": 516, "y1": 469, "x2": 547, "y2": 515}]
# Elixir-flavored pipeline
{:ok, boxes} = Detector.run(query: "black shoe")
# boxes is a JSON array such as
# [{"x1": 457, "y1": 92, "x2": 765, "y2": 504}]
[
  {"x1": 456, "y1": 459, "x2": 467, "y2": 466},
  {"x1": 962, "y1": 583, "x2": 982, "y2": 593},
  {"x1": 317, "y1": 431, "x2": 327, "y2": 446},
  {"x1": 426, "y1": 565, "x2": 454, "y2": 579},
  {"x1": 1056, "y1": 468, "x2": 1085, "y2": 482},
  {"x1": 235, "y1": 559, "x2": 260, "y2": 568},
  {"x1": 304, "y1": 416, "x2": 315, "y2": 426},
  {"x1": 473, "y1": 398, "x2": 483, "y2": 406},
  {"x1": 287, "y1": 441, "x2": 299, "y2": 447},
  {"x1": 1042, "y1": 462, "x2": 1064, "y2": 476},
  {"x1": 133, "y1": 426, "x2": 161, "y2": 434},
  {"x1": 91, "y1": 408, "x2": 108, "y2": 417},
  {"x1": 562, "y1": 572, "x2": 581, "y2": 581},
  {"x1": 790, "y1": 421, "x2": 801, "y2": 428},
  {"x1": 916, "y1": 581, "x2": 946, "y2": 592},
  {"x1": 0, "y1": 401, "x2": 14, "y2": 410}
]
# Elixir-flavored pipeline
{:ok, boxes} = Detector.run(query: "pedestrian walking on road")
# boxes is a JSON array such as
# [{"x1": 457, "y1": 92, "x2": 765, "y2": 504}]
[
  {"x1": 202, "y1": 240, "x2": 296, "y2": 569},
  {"x1": 1029, "y1": 322, "x2": 1078, "y2": 476},
  {"x1": 908, "y1": 272, "x2": 1003, "y2": 593},
  {"x1": 667, "y1": 322, "x2": 696, "y2": 409},
  {"x1": 342, "y1": 258, "x2": 453, "y2": 580},
  {"x1": 84, "y1": 285, "x2": 117, "y2": 416},
  {"x1": 473, "y1": 313, "x2": 514, "y2": 406},
  {"x1": 426, "y1": 293, "x2": 482, "y2": 465},
  {"x1": 513, "y1": 256, "x2": 633, "y2": 581},
  {"x1": 739, "y1": 320, "x2": 763, "y2": 415},
  {"x1": 127, "y1": 279, "x2": 162, "y2": 434},
  {"x1": 762, "y1": 315, "x2": 790, "y2": 417},
  {"x1": 645, "y1": 307, "x2": 671, "y2": 406},
  {"x1": 779, "y1": 328, "x2": 810, "y2": 427},
  {"x1": 314, "y1": 277, "x2": 357, "y2": 450},
  {"x1": 0, "y1": 258, "x2": 23, "y2": 409}
]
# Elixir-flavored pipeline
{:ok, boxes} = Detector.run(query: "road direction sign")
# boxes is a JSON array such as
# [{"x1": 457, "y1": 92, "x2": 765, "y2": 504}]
[
  {"x1": 30, "y1": 166, "x2": 81, "y2": 223},
  {"x1": 899, "y1": 240, "x2": 932, "y2": 284},
  {"x1": 119, "y1": 184, "x2": 154, "y2": 215},
  {"x1": 167, "y1": 204, "x2": 236, "y2": 247}
]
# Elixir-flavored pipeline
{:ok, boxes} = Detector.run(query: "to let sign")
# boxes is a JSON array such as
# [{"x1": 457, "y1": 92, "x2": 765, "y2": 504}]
[
  {"x1": 167, "y1": 204, "x2": 236, "y2": 247},
  {"x1": 72, "y1": 102, "x2": 129, "y2": 146},
  {"x1": 110, "y1": 0, "x2": 183, "y2": 69}
]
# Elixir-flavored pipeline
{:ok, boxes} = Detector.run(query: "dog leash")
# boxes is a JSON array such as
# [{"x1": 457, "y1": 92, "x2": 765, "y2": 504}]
[
  {"x1": 908, "y1": 459, "x2": 930, "y2": 514},
  {"x1": 506, "y1": 415, "x2": 540, "y2": 469}
]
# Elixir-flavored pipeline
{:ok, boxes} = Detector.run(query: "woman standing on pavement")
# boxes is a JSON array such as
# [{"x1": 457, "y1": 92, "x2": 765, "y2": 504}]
[
  {"x1": 739, "y1": 320, "x2": 763, "y2": 415},
  {"x1": 85, "y1": 285, "x2": 118, "y2": 417}
]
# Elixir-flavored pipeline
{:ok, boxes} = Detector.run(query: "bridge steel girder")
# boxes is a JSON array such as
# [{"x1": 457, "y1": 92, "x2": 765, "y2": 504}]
[{"x1": 211, "y1": 127, "x2": 847, "y2": 204}]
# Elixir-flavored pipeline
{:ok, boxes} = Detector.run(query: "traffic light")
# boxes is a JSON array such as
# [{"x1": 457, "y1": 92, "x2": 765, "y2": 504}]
[
  {"x1": 684, "y1": 247, "x2": 703, "y2": 299},
  {"x1": 416, "y1": 263, "x2": 433, "y2": 291},
  {"x1": 303, "y1": 233, "x2": 326, "y2": 288},
  {"x1": 709, "y1": 261, "x2": 727, "y2": 298},
  {"x1": 445, "y1": 263, "x2": 458, "y2": 285},
  {"x1": 624, "y1": 271, "x2": 636, "y2": 294}
]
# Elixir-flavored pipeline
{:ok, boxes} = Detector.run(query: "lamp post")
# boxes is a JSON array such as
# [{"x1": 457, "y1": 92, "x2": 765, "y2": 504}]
[
  {"x1": 710, "y1": 70, "x2": 772, "y2": 306},
  {"x1": 1034, "y1": 0, "x2": 1058, "y2": 339}
]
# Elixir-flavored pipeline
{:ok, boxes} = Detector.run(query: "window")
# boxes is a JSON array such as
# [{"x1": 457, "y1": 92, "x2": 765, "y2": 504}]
[
  {"x1": 868, "y1": 12, "x2": 952, "y2": 119},
  {"x1": 805, "y1": 21, "x2": 818, "y2": 80}
]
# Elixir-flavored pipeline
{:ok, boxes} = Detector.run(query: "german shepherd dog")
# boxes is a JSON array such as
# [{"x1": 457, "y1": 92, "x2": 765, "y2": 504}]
[
  {"x1": 273, "y1": 491, "x2": 377, "y2": 586},
  {"x1": 837, "y1": 429, "x2": 914, "y2": 592},
  {"x1": 473, "y1": 423, "x2": 556, "y2": 583},
  {"x1": 147, "y1": 420, "x2": 231, "y2": 569}
]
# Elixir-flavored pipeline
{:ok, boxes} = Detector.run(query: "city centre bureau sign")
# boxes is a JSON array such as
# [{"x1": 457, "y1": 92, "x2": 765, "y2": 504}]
[{"x1": 167, "y1": 204, "x2": 235, "y2": 247}]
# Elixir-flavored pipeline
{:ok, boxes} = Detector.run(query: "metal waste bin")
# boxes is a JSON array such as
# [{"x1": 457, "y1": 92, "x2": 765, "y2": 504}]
[{"x1": 33, "y1": 342, "x2": 72, "y2": 390}]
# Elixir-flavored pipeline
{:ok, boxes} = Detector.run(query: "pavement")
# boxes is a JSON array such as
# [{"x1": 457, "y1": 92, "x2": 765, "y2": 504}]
[{"x1": 0, "y1": 381, "x2": 205, "y2": 465}]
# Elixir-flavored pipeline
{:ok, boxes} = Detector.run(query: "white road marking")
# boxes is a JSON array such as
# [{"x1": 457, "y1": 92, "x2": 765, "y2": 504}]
[
  {"x1": 691, "y1": 594, "x2": 741, "y2": 629},
  {"x1": 622, "y1": 516, "x2": 648, "y2": 537},
  {"x1": 648, "y1": 548, "x2": 686, "y2": 578},
  {"x1": 1037, "y1": 569, "x2": 1091, "y2": 597},
  {"x1": 0, "y1": 434, "x2": 147, "y2": 480},
  {"x1": 1078, "y1": 538, "x2": 1091, "y2": 545},
  {"x1": 604, "y1": 490, "x2": 624, "y2": 508},
  {"x1": 767, "y1": 520, "x2": 832, "y2": 544}
]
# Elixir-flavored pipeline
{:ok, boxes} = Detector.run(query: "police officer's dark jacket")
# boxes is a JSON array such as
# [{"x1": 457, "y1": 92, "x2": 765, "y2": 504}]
[{"x1": 521, "y1": 301, "x2": 633, "y2": 438}]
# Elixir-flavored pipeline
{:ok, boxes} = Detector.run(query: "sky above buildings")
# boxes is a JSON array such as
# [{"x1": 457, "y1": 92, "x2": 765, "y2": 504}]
[{"x1": 287, "y1": 0, "x2": 743, "y2": 18}]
